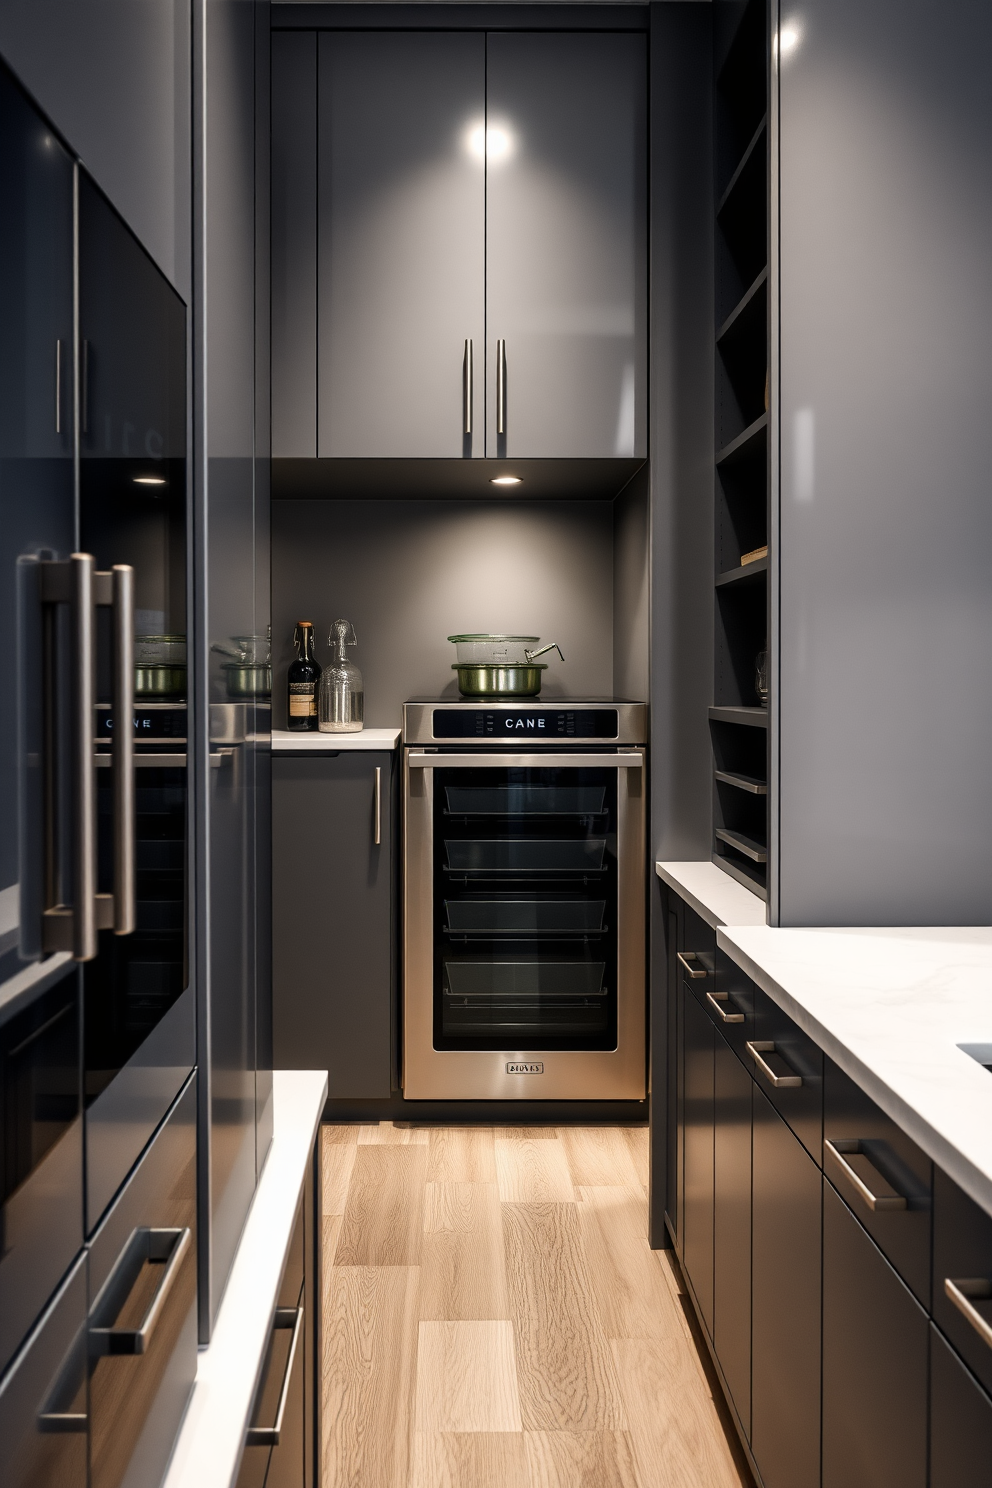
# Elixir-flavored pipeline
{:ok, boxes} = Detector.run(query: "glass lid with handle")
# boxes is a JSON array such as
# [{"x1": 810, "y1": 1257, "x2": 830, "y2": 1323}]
[{"x1": 448, "y1": 634, "x2": 563, "y2": 666}]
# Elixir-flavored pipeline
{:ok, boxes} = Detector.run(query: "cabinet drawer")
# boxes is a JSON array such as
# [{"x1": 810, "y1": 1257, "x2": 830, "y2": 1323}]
[
  {"x1": 933, "y1": 1166, "x2": 992, "y2": 1399},
  {"x1": 678, "y1": 905, "x2": 716, "y2": 990},
  {"x1": 824, "y1": 1058, "x2": 932, "y2": 1306},
  {"x1": 749, "y1": 986, "x2": 823, "y2": 1161},
  {"x1": 87, "y1": 1076, "x2": 197, "y2": 1488},
  {"x1": 0, "y1": 1255, "x2": 87, "y2": 1488},
  {"x1": 930, "y1": 1323, "x2": 992, "y2": 1488}
]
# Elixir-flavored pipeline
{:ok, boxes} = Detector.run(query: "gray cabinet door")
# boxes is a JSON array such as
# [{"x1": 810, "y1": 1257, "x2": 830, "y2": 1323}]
[
  {"x1": 317, "y1": 33, "x2": 485, "y2": 457},
  {"x1": 272, "y1": 753, "x2": 394, "y2": 1099},
  {"x1": 681, "y1": 983, "x2": 715, "y2": 1333},
  {"x1": 485, "y1": 32, "x2": 646, "y2": 458},
  {"x1": 713, "y1": 1037, "x2": 751, "y2": 1435}
]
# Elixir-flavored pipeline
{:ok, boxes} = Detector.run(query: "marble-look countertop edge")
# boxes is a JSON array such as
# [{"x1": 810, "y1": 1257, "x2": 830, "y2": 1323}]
[
  {"x1": 271, "y1": 728, "x2": 400, "y2": 751},
  {"x1": 717, "y1": 927, "x2": 992, "y2": 1220},
  {"x1": 162, "y1": 1069, "x2": 328, "y2": 1488},
  {"x1": 656, "y1": 860, "x2": 768, "y2": 929}
]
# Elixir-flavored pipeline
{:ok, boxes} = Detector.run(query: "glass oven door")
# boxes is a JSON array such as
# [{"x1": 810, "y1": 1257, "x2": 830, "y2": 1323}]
[{"x1": 434, "y1": 765, "x2": 618, "y2": 1052}]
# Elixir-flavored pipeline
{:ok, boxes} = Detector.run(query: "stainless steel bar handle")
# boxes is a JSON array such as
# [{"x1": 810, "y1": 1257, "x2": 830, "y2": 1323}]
[
  {"x1": 90, "y1": 1227, "x2": 192, "y2": 1356},
  {"x1": 112, "y1": 565, "x2": 135, "y2": 934},
  {"x1": 706, "y1": 990, "x2": 744, "y2": 1023},
  {"x1": 824, "y1": 1139, "x2": 907, "y2": 1212},
  {"x1": 746, "y1": 1040, "x2": 802, "y2": 1088},
  {"x1": 246, "y1": 1306, "x2": 305, "y2": 1447},
  {"x1": 463, "y1": 339, "x2": 473, "y2": 436},
  {"x1": 677, "y1": 951, "x2": 707, "y2": 980},
  {"x1": 406, "y1": 752, "x2": 644, "y2": 769},
  {"x1": 55, "y1": 339, "x2": 63, "y2": 434},
  {"x1": 374, "y1": 766, "x2": 382, "y2": 846},
  {"x1": 72, "y1": 554, "x2": 98, "y2": 961},
  {"x1": 496, "y1": 338, "x2": 506, "y2": 435},
  {"x1": 945, "y1": 1278, "x2": 992, "y2": 1352}
]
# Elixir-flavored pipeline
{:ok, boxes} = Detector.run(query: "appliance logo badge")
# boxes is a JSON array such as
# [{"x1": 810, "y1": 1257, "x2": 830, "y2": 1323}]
[
  {"x1": 504, "y1": 716, "x2": 545, "y2": 729},
  {"x1": 506, "y1": 1061, "x2": 544, "y2": 1075}
]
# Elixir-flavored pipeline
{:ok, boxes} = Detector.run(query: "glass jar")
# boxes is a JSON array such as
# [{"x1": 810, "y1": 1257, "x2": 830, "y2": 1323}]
[{"x1": 318, "y1": 618, "x2": 364, "y2": 732}]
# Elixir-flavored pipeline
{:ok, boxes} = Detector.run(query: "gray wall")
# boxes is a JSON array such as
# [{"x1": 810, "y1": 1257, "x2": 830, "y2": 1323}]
[
  {"x1": 773, "y1": 0, "x2": 992, "y2": 925},
  {"x1": 613, "y1": 468, "x2": 650, "y2": 702},
  {"x1": 0, "y1": 0, "x2": 191, "y2": 297},
  {"x1": 271, "y1": 498, "x2": 615, "y2": 728}
]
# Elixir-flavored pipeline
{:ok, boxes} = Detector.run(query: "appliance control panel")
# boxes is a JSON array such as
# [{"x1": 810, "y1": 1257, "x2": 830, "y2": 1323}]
[
  {"x1": 95, "y1": 703, "x2": 187, "y2": 743},
  {"x1": 432, "y1": 708, "x2": 619, "y2": 739}
]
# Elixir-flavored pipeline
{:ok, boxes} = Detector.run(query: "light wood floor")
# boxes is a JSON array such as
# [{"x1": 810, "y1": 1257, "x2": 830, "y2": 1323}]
[{"x1": 320, "y1": 1123, "x2": 752, "y2": 1488}]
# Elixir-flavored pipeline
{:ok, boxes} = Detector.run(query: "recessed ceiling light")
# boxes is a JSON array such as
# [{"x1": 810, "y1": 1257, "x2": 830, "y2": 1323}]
[
  {"x1": 133, "y1": 475, "x2": 167, "y2": 485},
  {"x1": 490, "y1": 475, "x2": 522, "y2": 486}
]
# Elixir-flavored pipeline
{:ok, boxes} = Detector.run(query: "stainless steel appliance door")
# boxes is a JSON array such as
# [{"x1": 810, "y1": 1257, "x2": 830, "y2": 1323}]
[
  {"x1": 87, "y1": 1074, "x2": 196, "y2": 1488},
  {"x1": 0, "y1": 1254, "x2": 88, "y2": 1488},
  {"x1": 404, "y1": 752, "x2": 645, "y2": 1099}
]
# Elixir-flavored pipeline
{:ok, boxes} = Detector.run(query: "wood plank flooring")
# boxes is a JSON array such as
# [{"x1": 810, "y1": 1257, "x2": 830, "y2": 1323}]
[{"x1": 321, "y1": 1123, "x2": 752, "y2": 1488}]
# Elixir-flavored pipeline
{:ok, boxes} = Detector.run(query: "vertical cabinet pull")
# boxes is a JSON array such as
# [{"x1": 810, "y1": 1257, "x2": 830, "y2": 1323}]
[
  {"x1": 374, "y1": 766, "x2": 382, "y2": 846},
  {"x1": 463, "y1": 339, "x2": 473, "y2": 436},
  {"x1": 112, "y1": 565, "x2": 136, "y2": 933},
  {"x1": 246, "y1": 1307, "x2": 304, "y2": 1448},
  {"x1": 945, "y1": 1278, "x2": 992, "y2": 1353},
  {"x1": 90, "y1": 1227, "x2": 192, "y2": 1356},
  {"x1": 496, "y1": 339, "x2": 507, "y2": 435},
  {"x1": 55, "y1": 339, "x2": 64, "y2": 434},
  {"x1": 72, "y1": 554, "x2": 97, "y2": 960}
]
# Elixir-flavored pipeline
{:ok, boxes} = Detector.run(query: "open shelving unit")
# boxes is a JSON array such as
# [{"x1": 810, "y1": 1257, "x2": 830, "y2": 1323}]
[{"x1": 712, "y1": 0, "x2": 770, "y2": 899}]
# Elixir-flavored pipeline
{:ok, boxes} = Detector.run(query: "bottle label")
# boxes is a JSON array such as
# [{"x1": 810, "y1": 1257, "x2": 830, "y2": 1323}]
[{"x1": 289, "y1": 684, "x2": 316, "y2": 717}]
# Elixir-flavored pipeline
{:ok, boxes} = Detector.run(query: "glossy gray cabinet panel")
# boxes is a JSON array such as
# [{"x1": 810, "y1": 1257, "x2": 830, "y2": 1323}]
[
  {"x1": 0, "y1": 1255, "x2": 87, "y2": 1488},
  {"x1": 485, "y1": 32, "x2": 646, "y2": 458},
  {"x1": 775, "y1": 0, "x2": 992, "y2": 924},
  {"x1": 272, "y1": 32, "x2": 317, "y2": 459},
  {"x1": 317, "y1": 33, "x2": 485, "y2": 457},
  {"x1": 272, "y1": 754, "x2": 394, "y2": 1100}
]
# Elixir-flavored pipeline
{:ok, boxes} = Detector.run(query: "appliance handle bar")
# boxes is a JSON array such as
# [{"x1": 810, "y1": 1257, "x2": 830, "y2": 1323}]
[
  {"x1": 945, "y1": 1278, "x2": 992, "y2": 1352},
  {"x1": 246, "y1": 1306, "x2": 305, "y2": 1447},
  {"x1": 111, "y1": 565, "x2": 135, "y2": 934},
  {"x1": 406, "y1": 752, "x2": 643, "y2": 769},
  {"x1": 72, "y1": 554, "x2": 97, "y2": 960}
]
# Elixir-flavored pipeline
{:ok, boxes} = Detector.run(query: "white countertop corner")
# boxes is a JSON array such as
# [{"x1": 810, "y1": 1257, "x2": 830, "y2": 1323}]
[
  {"x1": 656, "y1": 860, "x2": 768, "y2": 928},
  {"x1": 717, "y1": 923, "x2": 992, "y2": 1219},
  {"x1": 162, "y1": 1068, "x2": 328, "y2": 1488},
  {"x1": 272, "y1": 727, "x2": 400, "y2": 752}
]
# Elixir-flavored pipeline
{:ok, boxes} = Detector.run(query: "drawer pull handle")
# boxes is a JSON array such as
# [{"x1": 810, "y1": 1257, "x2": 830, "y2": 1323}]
[
  {"x1": 945, "y1": 1278, "x2": 992, "y2": 1353},
  {"x1": 746, "y1": 1040, "x2": 802, "y2": 1088},
  {"x1": 246, "y1": 1305, "x2": 304, "y2": 1448},
  {"x1": 677, "y1": 951, "x2": 707, "y2": 979},
  {"x1": 824, "y1": 1139, "x2": 907, "y2": 1212},
  {"x1": 90, "y1": 1227, "x2": 192, "y2": 1356},
  {"x1": 706, "y1": 991, "x2": 744, "y2": 1024}
]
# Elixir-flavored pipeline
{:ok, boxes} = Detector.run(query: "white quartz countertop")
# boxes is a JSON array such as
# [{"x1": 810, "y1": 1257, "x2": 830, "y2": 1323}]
[
  {"x1": 272, "y1": 727, "x2": 400, "y2": 751},
  {"x1": 656, "y1": 860, "x2": 768, "y2": 928},
  {"x1": 718, "y1": 924, "x2": 992, "y2": 1219},
  {"x1": 162, "y1": 1069, "x2": 328, "y2": 1488}
]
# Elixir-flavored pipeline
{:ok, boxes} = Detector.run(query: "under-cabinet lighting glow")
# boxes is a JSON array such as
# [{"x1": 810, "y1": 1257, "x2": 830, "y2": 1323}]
[
  {"x1": 466, "y1": 124, "x2": 514, "y2": 163},
  {"x1": 774, "y1": 21, "x2": 802, "y2": 61},
  {"x1": 490, "y1": 476, "x2": 523, "y2": 486},
  {"x1": 133, "y1": 475, "x2": 167, "y2": 485}
]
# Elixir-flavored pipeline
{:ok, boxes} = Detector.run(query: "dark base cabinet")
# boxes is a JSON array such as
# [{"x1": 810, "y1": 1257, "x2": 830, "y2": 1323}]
[
  {"x1": 273, "y1": 752, "x2": 396, "y2": 1099},
  {"x1": 0, "y1": 1257, "x2": 87, "y2": 1488},
  {"x1": 751, "y1": 1085, "x2": 821, "y2": 1488},
  {"x1": 822, "y1": 1179, "x2": 928, "y2": 1488},
  {"x1": 681, "y1": 983, "x2": 715, "y2": 1333},
  {"x1": 931, "y1": 1325, "x2": 992, "y2": 1488},
  {"x1": 713, "y1": 1037, "x2": 751, "y2": 1435}
]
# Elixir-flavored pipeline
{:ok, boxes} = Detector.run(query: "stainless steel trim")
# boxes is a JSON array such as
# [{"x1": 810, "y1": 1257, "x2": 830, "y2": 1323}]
[
  {"x1": 677, "y1": 951, "x2": 707, "y2": 979},
  {"x1": 246, "y1": 1306, "x2": 304, "y2": 1447},
  {"x1": 706, "y1": 990, "x2": 744, "y2": 1024},
  {"x1": 374, "y1": 765, "x2": 382, "y2": 846},
  {"x1": 496, "y1": 338, "x2": 506, "y2": 435},
  {"x1": 463, "y1": 339, "x2": 473, "y2": 436},
  {"x1": 90, "y1": 1227, "x2": 192, "y2": 1356},
  {"x1": 402, "y1": 746, "x2": 646, "y2": 1100},
  {"x1": 72, "y1": 554, "x2": 97, "y2": 960},
  {"x1": 112, "y1": 565, "x2": 135, "y2": 934},
  {"x1": 407, "y1": 752, "x2": 643, "y2": 769},
  {"x1": 55, "y1": 338, "x2": 63, "y2": 434},
  {"x1": 824, "y1": 1139, "x2": 908, "y2": 1212},
  {"x1": 945, "y1": 1278, "x2": 992, "y2": 1352},
  {"x1": 402, "y1": 699, "x2": 647, "y2": 748},
  {"x1": 746, "y1": 1040, "x2": 802, "y2": 1088},
  {"x1": 95, "y1": 753, "x2": 188, "y2": 769}
]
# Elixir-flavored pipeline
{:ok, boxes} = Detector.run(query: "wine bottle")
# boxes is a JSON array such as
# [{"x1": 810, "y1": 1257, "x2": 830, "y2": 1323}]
[{"x1": 287, "y1": 621, "x2": 321, "y2": 731}]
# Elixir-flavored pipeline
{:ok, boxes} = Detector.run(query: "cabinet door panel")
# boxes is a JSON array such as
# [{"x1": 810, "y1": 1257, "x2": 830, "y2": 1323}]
[
  {"x1": 713, "y1": 1038, "x2": 751, "y2": 1434},
  {"x1": 317, "y1": 32, "x2": 485, "y2": 457},
  {"x1": 822, "y1": 1179, "x2": 928, "y2": 1488},
  {"x1": 682, "y1": 983, "x2": 714, "y2": 1332},
  {"x1": 751, "y1": 1084, "x2": 821, "y2": 1488},
  {"x1": 485, "y1": 32, "x2": 646, "y2": 458},
  {"x1": 272, "y1": 754, "x2": 393, "y2": 1098},
  {"x1": 933, "y1": 1165, "x2": 992, "y2": 1398},
  {"x1": 931, "y1": 1324, "x2": 992, "y2": 1488}
]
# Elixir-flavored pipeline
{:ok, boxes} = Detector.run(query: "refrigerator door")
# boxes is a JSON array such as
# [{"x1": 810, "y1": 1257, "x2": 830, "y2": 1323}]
[{"x1": 77, "y1": 169, "x2": 192, "y2": 1233}]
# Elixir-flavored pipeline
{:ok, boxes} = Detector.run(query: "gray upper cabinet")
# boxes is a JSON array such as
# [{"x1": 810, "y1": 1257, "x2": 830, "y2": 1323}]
[
  {"x1": 316, "y1": 32, "x2": 485, "y2": 458},
  {"x1": 485, "y1": 33, "x2": 646, "y2": 459}
]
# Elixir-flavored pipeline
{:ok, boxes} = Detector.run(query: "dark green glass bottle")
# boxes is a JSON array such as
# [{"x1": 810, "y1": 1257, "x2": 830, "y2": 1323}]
[{"x1": 287, "y1": 620, "x2": 321, "y2": 731}]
